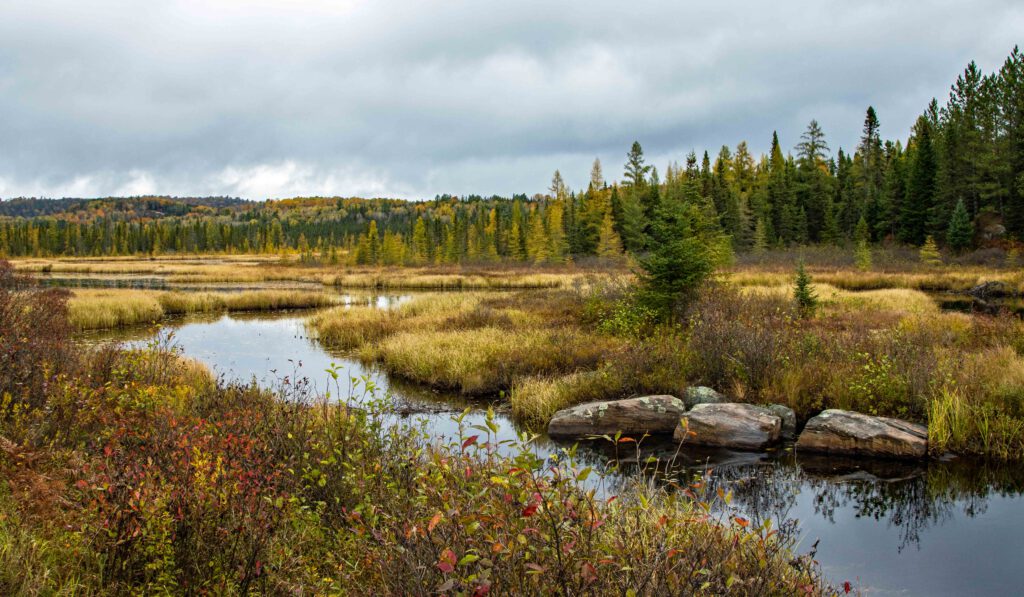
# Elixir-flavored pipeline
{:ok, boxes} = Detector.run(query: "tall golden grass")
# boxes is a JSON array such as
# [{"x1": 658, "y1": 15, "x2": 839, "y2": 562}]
[
  {"x1": 14, "y1": 257, "x2": 612, "y2": 289},
  {"x1": 730, "y1": 266, "x2": 1024, "y2": 294},
  {"x1": 360, "y1": 327, "x2": 613, "y2": 395},
  {"x1": 69, "y1": 289, "x2": 335, "y2": 330}
]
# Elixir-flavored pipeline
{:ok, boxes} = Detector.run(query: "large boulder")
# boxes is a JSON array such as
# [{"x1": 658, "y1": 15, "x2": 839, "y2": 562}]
[
  {"x1": 795, "y1": 409, "x2": 927, "y2": 459},
  {"x1": 684, "y1": 386, "x2": 725, "y2": 409},
  {"x1": 675, "y1": 403, "x2": 781, "y2": 450},
  {"x1": 766, "y1": 404, "x2": 797, "y2": 440},
  {"x1": 547, "y1": 395, "x2": 686, "y2": 438}
]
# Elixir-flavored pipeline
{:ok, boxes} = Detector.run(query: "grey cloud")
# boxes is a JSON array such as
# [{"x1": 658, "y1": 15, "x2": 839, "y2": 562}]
[{"x1": 0, "y1": 0, "x2": 1022, "y2": 199}]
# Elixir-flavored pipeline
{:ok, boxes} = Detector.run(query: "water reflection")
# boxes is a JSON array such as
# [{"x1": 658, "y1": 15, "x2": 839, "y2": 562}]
[{"x1": 78, "y1": 301, "x2": 1024, "y2": 596}]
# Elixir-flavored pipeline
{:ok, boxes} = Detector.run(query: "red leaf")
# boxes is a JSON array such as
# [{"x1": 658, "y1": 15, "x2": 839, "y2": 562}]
[
  {"x1": 462, "y1": 435, "x2": 479, "y2": 450},
  {"x1": 521, "y1": 503, "x2": 538, "y2": 517},
  {"x1": 472, "y1": 583, "x2": 491, "y2": 597},
  {"x1": 734, "y1": 516, "x2": 750, "y2": 528},
  {"x1": 581, "y1": 561, "x2": 598, "y2": 584},
  {"x1": 437, "y1": 548, "x2": 456, "y2": 574},
  {"x1": 843, "y1": 581, "x2": 852, "y2": 594},
  {"x1": 617, "y1": 437, "x2": 636, "y2": 443}
]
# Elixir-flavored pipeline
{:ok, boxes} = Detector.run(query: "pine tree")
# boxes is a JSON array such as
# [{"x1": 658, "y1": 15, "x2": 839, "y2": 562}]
[
  {"x1": 857, "y1": 107, "x2": 885, "y2": 238},
  {"x1": 412, "y1": 217, "x2": 429, "y2": 264},
  {"x1": 637, "y1": 189, "x2": 729, "y2": 317},
  {"x1": 526, "y1": 207, "x2": 549, "y2": 264},
  {"x1": 919, "y1": 235, "x2": 942, "y2": 266},
  {"x1": 619, "y1": 193, "x2": 647, "y2": 253},
  {"x1": 596, "y1": 212, "x2": 624, "y2": 261},
  {"x1": 947, "y1": 198, "x2": 973, "y2": 252},
  {"x1": 752, "y1": 217, "x2": 768, "y2": 254},
  {"x1": 624, "y1": 141, "x2": 650, "y2": 188},
  {"x1": 904, "y1": 117, "x2": 937, "y2": 244},
  {"x1": 589, "y1": 158, "x2": 604, "y2": 191},
  {"x1": 793, "y1": 260, "x2": 818, "y2": 318},
  {"x1": 549, "y1": 170, "x2": 568, "y2": 201},
  {"x1": 546, "y1": 200, "x2": 568, "y2": 263}
]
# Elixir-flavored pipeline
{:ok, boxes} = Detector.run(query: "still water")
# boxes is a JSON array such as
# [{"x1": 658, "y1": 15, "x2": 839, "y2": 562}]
[{"x1": 83, "y1": 302, "x2": 1024, "y2": 596}]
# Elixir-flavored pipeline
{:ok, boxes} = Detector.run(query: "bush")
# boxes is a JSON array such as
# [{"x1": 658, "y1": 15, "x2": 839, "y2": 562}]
[
  {"x1": 0, "y1": 340, "x2": 833, "y2": 594},
  {"x1": 686, "y1": 286, "x2": 794, "y2": 400},
  {"x1": 0, "y1": 260, "x2": 72, "y2": 408}
]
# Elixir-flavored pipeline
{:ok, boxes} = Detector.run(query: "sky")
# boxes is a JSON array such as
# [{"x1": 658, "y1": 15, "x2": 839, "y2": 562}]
[{"x1": 0, "y1": 0, "x2": 1021, "y2": 201}]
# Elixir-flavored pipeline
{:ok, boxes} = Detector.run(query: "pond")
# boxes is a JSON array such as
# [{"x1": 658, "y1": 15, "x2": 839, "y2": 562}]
[{"x1": 80, "y1": 297, "x2": 1024, "y2": 596}]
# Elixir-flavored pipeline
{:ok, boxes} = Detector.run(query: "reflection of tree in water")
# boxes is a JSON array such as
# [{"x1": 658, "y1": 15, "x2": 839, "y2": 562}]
[
  {"x1": 637, "y1": 447, "x2": 1024, "y2": 552},
  {"x1": 503, "y1": 433, "x2": 1024, "y2": 553}
]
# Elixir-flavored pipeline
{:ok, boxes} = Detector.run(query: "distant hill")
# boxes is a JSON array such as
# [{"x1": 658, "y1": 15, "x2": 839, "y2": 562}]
[{"x1": 0, "y1": 196, "x2": 249, "y2": 219}]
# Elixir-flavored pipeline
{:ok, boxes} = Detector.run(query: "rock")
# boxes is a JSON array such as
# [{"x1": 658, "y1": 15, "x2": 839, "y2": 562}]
[
  {"x1": 982, "y1": 223, "x2": 1006, "y2": 241},
  {"x1": 675, "y1": 403, "x2": 781, "y2": 450},
  {"x1": 969, "y1": 281, "x2": 1009, "y2": 299},
  {"x1": 684, "y1": 386, "x2": 725, "y2": 409},
  {"x1": 766, "y1": 404, "x2": 797, "y2": 440},
  {"x1": 547, "y1": 395, "x2": 686, "y2": 438},
  {"x1": 796, "y1": 409, "x2": 927, "y2": 459}
]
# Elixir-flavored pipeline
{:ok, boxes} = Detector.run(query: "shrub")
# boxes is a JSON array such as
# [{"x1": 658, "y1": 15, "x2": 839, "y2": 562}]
[
  {"x1": 686, "y1": 286, "x2": 794, "y2": 400},
  {"x1": 0, "y1": 260, "x2": 72, "y2": 407}
]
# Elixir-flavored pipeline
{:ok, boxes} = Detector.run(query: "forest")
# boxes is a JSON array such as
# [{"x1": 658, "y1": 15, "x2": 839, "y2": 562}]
[{"x1": 1, "y1": 47, "x2": 1023, "y2": 265}]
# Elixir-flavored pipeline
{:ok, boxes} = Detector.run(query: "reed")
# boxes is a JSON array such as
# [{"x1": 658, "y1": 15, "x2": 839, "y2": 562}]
[
  {"x1": 361, "y1": 327, "x2": 614, "y2": 395},
  {"x1": 69, "y1": 288, "x2": 335, "y2": 329}
]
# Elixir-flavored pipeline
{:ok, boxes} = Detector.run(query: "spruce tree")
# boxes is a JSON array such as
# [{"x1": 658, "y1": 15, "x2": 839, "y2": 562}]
[
  {"x1": 624, "y1": 141, "x2": 650, "y2": 188},
  {"x1": 637, "y1": 193, "x2": 728, "y2": 318},
  {"x1": 947, "y1": 198, "x2": 973, "y2": 253},
  {"x1": 901, "y1": 117, "x2": 935, "y2": 244},
  {"x1": 919, "y1": 235, "x2": 942, "y2": 266},
  {"x1": 793, "y1": 260, "x2": 818, "y2": 318},
  {"x1": 596, "y1": 212, "x2": 624, "y2": 261}
]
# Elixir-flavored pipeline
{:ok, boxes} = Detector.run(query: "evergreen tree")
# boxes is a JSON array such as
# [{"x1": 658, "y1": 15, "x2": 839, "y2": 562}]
[
  {"x1": 624, "y1": 141, "x2": 651, "y2": 188},
  {"x1": 947, "y1": 198, "x2": 973, "y2": 252},
  {"x1": 793, "y1": 260, "x2": 818, "y2": 318},
  {"x1": 526, "y1": 207, "x2": 549, "y2": 264},
  {"x1": 596, "y1": 212, "x2": 624, "y2": 261},
  {"x1": 637, "y1": 189, "x2": 729, "y2": 317},
  {"x1": 903, "y1": 117, "x2": 937, "y2": 244},
  {"x1": 919, "y1": 235, "x2": 942, "y2": 266},
  {"x1": 546, "y1": 200, "x2": 568, "y2": 263},
  {"x1": 856, "y1": 106, "x2": 885, "y2": 238}
]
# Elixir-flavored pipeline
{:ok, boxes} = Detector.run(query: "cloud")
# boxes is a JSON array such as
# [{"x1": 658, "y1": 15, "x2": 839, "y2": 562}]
[{"x1": 0, "y1": 0, "x2": 1021, "y2": 199}]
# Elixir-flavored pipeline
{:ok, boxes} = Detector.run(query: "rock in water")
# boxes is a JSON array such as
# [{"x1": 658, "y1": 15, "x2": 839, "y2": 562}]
[
  {"x1": 796, "y1": 409, "x2": 927, "y2": 459},
  {"x1": 766, "y1": 404, "x2": 797, "y2": 440},
  {"x1": 684, "y1": 386, "x2": 725, "y2": 409},
  {"x1": 547, "y1": 395, "x2": 686, "y2": 438},
  {"x1": 675, "y1": 403, "x2": 782, "y2": 450}
]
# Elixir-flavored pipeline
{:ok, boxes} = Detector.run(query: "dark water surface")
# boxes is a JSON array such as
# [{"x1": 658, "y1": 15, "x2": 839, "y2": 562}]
[{"x1": 82, "y1": 301, "x2": 1024, "y2": 596}]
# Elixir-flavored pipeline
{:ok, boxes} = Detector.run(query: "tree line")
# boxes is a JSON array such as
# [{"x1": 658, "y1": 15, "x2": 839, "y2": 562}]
[{"x1": 1, "y1": 47, "x2": 1022, "y2": 264}]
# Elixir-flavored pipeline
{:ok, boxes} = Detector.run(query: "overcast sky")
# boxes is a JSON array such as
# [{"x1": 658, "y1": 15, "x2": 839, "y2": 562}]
[{"x1": 0, "y1": 0, "x2": 1021, "y2": 200}]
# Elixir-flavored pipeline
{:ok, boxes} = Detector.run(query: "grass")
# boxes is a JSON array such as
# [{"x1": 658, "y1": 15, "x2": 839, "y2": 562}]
[
  {"x1": 0, "y1": 272, "x2": 834, "y2": 593},
  {"x1": 729, "y1": 265, "x2": 1024, "y2": 294},
  {"x1": 361, "y1": 326, "x2": 614, "y2": 395},
  {"x1": 35, "y1": 254, "x2": 1024, "y2": 459},
  {"x1": 14, "y1": 256, "x2": 614, "y2": 289},
  {"x1": 69, "y1": 288, "x2": 336, "y2": 330}
]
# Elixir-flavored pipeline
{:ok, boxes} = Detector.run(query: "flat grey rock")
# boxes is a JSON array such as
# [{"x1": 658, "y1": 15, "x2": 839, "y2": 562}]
[
  {"x1": 675, "y1": 403, "x2": 781, "y2": 450},
  {"x1": 547, "y1": 395, "x2": 686, "y2": 438},
  {"x1": 796, "y1": 409, "x2": 927, "y2": 459}
]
